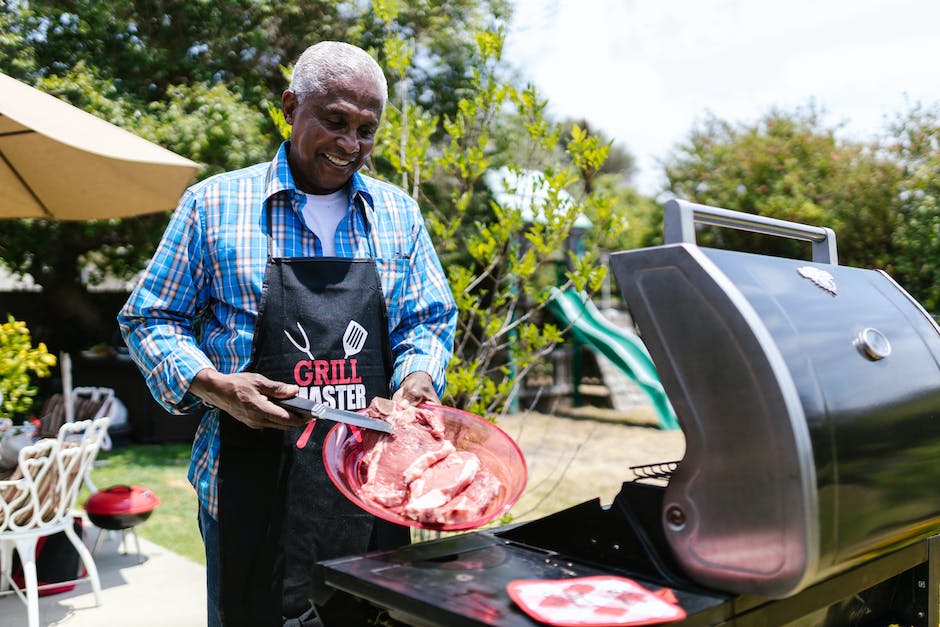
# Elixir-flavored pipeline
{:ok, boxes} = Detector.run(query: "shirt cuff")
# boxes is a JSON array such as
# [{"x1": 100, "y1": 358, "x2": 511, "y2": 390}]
[
  {"x1": 392, "y1": 354, "x2": 446, "y2": 398},
  {"x1": 146, "y1": 346, "x2": 216, "y2": 413}
]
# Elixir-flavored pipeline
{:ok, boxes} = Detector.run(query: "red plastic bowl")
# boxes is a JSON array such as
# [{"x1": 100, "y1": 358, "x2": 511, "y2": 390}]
[{"x1": 322, "y1": 403, "x2": 527, "y2": 531}]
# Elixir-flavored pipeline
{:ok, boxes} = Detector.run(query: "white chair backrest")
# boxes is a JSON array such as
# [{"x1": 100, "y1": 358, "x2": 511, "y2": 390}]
[
  {"x1": 70, "y1": 387, "x2": 115, "y2": 451},
  {"x1": 0, "y1": 417, "x2": 109, "y2": 533},
  {"x1": 56, "y1": 417, "x2": 109, "y2": 517},
  {"x1": 0, "y1": 439, "x2": 56, "y2": 531},
  {"x1": 36, "y1": 386, "x2": 115, "y2": 442},
  {"x1": 71, "y1": 387, "x2": 115, "y2": 421}
]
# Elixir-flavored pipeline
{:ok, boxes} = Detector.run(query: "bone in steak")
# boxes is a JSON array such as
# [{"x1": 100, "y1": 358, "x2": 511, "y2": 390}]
[{"x1": 358, "y1": 399, "x2": 503, "y2": 525}]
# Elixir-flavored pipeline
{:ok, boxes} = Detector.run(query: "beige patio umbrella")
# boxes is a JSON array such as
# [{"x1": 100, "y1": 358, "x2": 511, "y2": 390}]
[{"x1": 0, "y1": 71, "x2": 200, "y2": 220}]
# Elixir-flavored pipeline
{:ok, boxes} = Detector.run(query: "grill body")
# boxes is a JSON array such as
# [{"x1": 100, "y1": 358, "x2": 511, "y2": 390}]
[
  {"x1": 611, "y1": 240, "x2": 940, "y2": 597},
  {"x1": 316, "y1": 200, "x2": 940, "y2": 625}
]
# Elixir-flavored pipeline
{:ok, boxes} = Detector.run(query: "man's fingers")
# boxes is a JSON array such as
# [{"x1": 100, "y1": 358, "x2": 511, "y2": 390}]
[
  {"x1": 263, "y1": 398, "x2": 306, "y2": 426},
  {"x1": 259, "y1": 379, "x2": 300, "y2": 399},
  {"x1": 396, "y1": 371, "x2": 438, "y2": 404},
  {"x1": 234, "y1": 390, "x2": 308, "y2": 431}
]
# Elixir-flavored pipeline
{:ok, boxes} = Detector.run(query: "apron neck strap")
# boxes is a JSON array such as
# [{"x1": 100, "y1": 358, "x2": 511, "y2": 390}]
[
  {"x1": 354, "y1": 193, "x2": 381, "y2": 258},
  {"x1": 264, "y1": 188, "x2": 379, "y2": 259},
  {"x1": 266, "y1": 200, "x2": 275, "y2": 259}
]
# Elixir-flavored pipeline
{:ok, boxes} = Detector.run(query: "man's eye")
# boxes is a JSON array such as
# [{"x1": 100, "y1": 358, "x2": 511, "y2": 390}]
[
  {"x1": 359, "y1": 127, "x2": 377, "y2": 139},
  {"x1": 324, "y1": 118, "x2": 345, "y2": 129}
]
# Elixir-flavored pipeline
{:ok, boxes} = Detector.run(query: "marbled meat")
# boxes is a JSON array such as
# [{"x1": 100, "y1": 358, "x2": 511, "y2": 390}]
[
  {"x1": 359, "y1": 401, "x2": 453, "y2": 507},
  {"x1": 358, "y1": 398, "x2": 503, "y2": 525}
]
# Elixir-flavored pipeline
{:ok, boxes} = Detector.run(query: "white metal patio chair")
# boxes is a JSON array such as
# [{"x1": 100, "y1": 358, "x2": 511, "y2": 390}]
[
  {"x1": 0, "y1": 417, "x2": 110, "y2": 627},
  {"x1": 37, "y1": 385, "x2": 116, "y2": 494}
]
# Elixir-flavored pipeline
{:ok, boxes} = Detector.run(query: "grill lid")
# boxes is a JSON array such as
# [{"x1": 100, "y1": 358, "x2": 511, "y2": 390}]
[
  {"x1": 610, "y1": 200, "x2": 940, "y2": 598},
  {"x1": 84, "y1": 484, "x2": 160, "y2": 516}
]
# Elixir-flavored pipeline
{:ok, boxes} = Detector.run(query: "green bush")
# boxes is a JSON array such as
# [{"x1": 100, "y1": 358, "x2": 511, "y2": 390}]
[{"x1": 0, "y1": 315, "x2": 56, "y2": 422}]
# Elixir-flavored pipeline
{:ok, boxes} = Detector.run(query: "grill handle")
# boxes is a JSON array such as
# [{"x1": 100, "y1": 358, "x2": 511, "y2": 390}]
[{"x1": 663, "y1": 199, "x2": 839, "y2": 265}]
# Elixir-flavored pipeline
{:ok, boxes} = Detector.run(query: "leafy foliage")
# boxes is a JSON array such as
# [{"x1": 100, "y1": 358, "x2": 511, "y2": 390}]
[
  {"x1": 885, "y1": 103, "x2": 940, "y2": 310},
  {"x1": 0, "y1": 66, "x2": 272, "y2": 350},
  {"x1": 3, "y1": 0, "x2": 639, "y2": 413},
  {"x1": 370, "y1": 10, "x2": 623, "y2": 417},
  {"x1": 0, "y1": 0, "x2": 348, "y2": 104},
  {"x1": 354, "y1": 0, "x2": 513, "y2": 125},
  {"x1": 0, "y1": 0, "x2": 518, "y2": 355},
  {"x1": 662, "y1": 105, "x2": 902, "y2": 269},
  {"x1": 0, "y1": 316, "x2": 56, "y2": 421}
]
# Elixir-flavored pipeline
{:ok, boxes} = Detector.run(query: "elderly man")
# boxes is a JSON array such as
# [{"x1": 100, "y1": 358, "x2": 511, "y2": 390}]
[{"x1": 119, "y1": 41, "x2": 457, "y2": 626}]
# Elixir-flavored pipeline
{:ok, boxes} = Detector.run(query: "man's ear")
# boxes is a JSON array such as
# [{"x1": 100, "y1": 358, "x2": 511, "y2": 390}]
[{"x1": 282, "y1": 90, "x2": 297, "y2": 125}]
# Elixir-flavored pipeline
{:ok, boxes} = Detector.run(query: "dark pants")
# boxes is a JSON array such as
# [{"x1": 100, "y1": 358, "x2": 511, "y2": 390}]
[
  {"x1": 201, "y1": 497, "x2": 407, "y2": 626},
  {"x1": 198, "y1": 505, "x2": 222, "y2": 627}
]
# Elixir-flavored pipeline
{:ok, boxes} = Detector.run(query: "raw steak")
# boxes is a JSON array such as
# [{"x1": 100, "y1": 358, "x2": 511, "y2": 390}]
[
  {"x1": 359, "y1": 403, "x2": 452, "y2": 507},
  {"x1": 404, "y1": 451, "x2": 481, "y2": 517},
  {"x1": 408, "y1": 468, "x2": 502, "y2": 525},
  {"x1": 358, "y1": 398, "x2": 504, "y2": 526}
]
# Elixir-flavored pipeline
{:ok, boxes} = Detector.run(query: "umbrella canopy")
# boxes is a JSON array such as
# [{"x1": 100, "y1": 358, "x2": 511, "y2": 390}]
[{"x1": 0, "y1": 72, "x2": 200, "y2": 220}]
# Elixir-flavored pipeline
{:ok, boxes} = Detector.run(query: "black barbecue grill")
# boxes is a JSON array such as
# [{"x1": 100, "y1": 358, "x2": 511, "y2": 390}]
[{"x1": 317, "y1": 199, "x2": 940, "y2": 627}]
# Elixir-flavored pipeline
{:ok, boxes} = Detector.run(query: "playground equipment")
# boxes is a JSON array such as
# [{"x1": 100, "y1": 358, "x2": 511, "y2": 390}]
[{"x1": 546, "y1": 287, "x2": 679, "y2": 430}]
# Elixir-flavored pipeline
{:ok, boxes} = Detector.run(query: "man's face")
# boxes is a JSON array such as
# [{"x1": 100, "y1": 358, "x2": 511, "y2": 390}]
[{"x1": 282, "y1": 74, "x2": 383, "y2": 195}]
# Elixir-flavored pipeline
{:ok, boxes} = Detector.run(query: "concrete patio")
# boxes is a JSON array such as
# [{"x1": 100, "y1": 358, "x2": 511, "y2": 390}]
[{"x1": 0, "y1": 524, "x2": 205, "y2": 626}]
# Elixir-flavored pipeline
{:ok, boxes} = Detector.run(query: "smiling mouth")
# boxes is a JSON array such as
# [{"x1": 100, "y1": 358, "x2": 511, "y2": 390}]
[{"x1": 324, "y1": 153, "x2": 356, "y2": 167}]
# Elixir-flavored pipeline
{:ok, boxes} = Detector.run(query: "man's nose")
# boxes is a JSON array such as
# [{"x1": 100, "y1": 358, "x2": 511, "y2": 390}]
[{"x1": 337, "y1": 129, "x2": 359, "y2": 153}]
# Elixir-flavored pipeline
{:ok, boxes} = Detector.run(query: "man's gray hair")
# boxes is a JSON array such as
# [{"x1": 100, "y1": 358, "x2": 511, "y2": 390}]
[{"x1": 289, "y1": 41, "x2": 388, "y2": 109}]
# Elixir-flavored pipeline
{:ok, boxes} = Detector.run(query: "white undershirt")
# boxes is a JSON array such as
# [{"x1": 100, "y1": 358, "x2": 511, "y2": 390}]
[{"x1": 301, "y1": 190, "x2": 347, "y2": 257}]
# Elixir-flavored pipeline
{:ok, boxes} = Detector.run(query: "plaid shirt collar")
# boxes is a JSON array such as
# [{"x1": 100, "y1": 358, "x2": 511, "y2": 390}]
[{"x1": 263, "y1": 141, "x2": 377, "y2": 224}]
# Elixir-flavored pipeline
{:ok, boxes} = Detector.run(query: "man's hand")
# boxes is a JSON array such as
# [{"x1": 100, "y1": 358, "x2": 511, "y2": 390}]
[
  {"x1": 392, "y1": 371, "x2": 440, "y2": 406},
  {"x1": 189, "y1": 369, "x2": 307, "y2": 430}
]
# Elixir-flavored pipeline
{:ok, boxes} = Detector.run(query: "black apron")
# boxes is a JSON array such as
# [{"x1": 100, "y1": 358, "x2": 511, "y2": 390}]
[{"x1": 218, "y1": 208, "x2": 410, "y2": 626}]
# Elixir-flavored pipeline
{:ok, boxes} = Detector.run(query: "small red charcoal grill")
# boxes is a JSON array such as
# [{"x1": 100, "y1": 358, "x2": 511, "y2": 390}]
[
  {"x1": 312, "y1": 200, "x2": 940, "y2": 627},
  {"x1": 84, "y1": 484, "x2": 160, "y2": 562}
]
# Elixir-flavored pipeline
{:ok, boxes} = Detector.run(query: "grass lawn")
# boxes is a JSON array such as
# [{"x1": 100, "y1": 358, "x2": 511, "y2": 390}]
[{"x1": 81, "y1": 442, "x2": 204, "y2": 565}]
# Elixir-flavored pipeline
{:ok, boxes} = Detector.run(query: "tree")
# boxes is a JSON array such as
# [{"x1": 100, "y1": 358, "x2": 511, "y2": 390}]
[
  {"x1": 3, "y1": 0, "x2": 650, "y2": 416},
  {"x1": 371, "y1": 7, "x2": 625, "y2": 417},
  {"x1": 561, "y1": 118, "x2": 637, "y2": 193},
  {"x1": 0, "y1": 0, "x2": 508, "y2": 353},
  {"x1": 354, "y1": 0, "x2": 512, "y2": 125},
  {"x1": 0, "y1": 1, "x2": 346, "y2": 102},
  {"x1": 886, "y1": 103, "x2": 940, "y2": 311},
  {"x1": 0, "y1": 67, "x2": 271, "y2": 351},
  {"x1": 0, "y1": 0, "x2": 509, "y2": 122},
  {"x1": 662, "y1": 105, "x2": 902, "y2": 269}
]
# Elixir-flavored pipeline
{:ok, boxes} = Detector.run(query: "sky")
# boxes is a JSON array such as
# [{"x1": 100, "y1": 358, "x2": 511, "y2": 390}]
[{"x1": 503, "y1": 0, "x2": 940, "y2": 195}]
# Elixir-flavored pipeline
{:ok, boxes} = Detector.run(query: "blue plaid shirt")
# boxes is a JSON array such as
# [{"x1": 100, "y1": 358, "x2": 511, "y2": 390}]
[{"x1": 118, "y1": 142, "x2": 457, "y2": 517}]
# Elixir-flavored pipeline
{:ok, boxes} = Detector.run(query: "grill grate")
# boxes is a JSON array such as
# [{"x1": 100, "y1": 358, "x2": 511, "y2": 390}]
[{"x1": 630, "y1": 461, "x2": 679, "y2": 483}]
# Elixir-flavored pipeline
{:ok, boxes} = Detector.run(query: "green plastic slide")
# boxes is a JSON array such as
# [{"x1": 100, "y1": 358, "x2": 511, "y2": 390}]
[{"x1": 546, "y1": 287, "x2": 679, "y2": 430}]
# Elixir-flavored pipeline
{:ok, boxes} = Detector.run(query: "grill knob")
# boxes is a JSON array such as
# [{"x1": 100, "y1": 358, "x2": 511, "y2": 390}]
[
  {"x1": 856, "y1": 327, "x2": 891, "y2": 361},
  {"x1": 666, "y1": 505, "x2": 686, "y2": 528}
]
